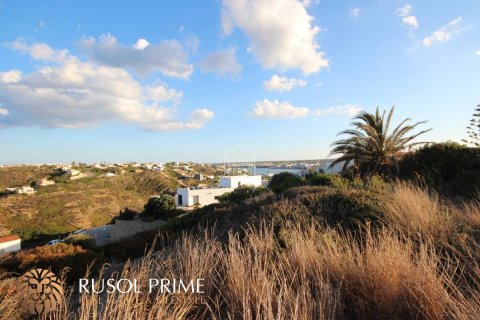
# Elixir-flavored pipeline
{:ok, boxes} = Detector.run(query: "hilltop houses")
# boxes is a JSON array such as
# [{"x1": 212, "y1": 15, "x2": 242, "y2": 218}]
[
  {"x1": 176, "y1": 175, "x2": 262, "y2": 208},
  {"x1": 37, "y1": 178, "x2": 55, "y2": 186},
  {"x1": 0, "y1": 235, "x2": 21, "y2": 255}
]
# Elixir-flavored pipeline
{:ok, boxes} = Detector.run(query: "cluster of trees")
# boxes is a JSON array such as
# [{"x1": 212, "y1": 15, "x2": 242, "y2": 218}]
[{"x1": 268, "y1": 105, "x2": 480, "y2": 197}]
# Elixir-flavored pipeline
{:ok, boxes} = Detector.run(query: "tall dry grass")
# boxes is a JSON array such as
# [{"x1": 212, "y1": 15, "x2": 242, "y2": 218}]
[{"x1": 1, "y1": 182, "x2": 480, "y2": 319}]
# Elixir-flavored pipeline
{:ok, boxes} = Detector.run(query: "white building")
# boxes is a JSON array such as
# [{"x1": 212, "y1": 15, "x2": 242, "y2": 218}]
[
  {"x1": 0, "y1": 235, "x2": 21, "y2": 255},
  {"x1": 176, "y1": 186, "x2": 235, "y2": 207},
  {"x1": 16, "y1": 186, "x2": 36, "y2": 195},
  {"x1": 220, "y1": 175, "x2": 262, "y2": 188},
  {"x1": 37, "y1": 178, "x2": 55, "y2": 186},
  {"x1": 176, "y1": 175, "x2": 262, "y2": 208}
]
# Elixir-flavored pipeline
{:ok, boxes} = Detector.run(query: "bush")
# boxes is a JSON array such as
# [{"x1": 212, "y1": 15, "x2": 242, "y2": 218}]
[
  {"x1": 0, "y1": 243, "x2": 102, "y2": 283},
  {"x1": 268, "y1": 172, "x2": 305, "y2": 193},
  {"x1": 112, "y1": 207, "x2": 138, "y2": 221},
  {"x1": 64, "y1": 234, "x2": 97, "y2": 250},
  {"x1": 400, "y1": 142, "x2": 480, "y2": 197},
  {"x1": 142, "y1": 194, "x2": 176, "y2": 219},
  {"x1": 216, "y1": 186, "x2": 267, "y2": 204}
]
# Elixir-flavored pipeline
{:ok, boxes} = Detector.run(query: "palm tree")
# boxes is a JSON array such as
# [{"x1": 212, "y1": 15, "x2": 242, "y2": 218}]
[{"x1": 329, "y1": 106, "x2": 431, "y2": 177}]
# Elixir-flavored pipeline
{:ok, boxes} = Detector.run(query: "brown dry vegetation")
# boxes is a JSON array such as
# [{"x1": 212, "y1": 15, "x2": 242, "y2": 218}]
[{"x1": 1, "y1": 182, "x2": 480, "y2": 319}]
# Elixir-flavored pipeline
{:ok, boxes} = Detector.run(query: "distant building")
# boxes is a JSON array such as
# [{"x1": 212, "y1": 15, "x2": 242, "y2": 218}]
[
  {"x1": 220, "y1": 175, "x2": 262, "y2": 188},
  {"x1": 0, "y1": 235, "x2": 21, "y2": 255},
  {"x1": 37, "y1": 178, "x2": 55, "y2": 186},
  {"x1": 67, "y1": 169, "x2": 81, "y2": 176},
  {"x1": 16, "y1": 186, "x2": 36, "y2": 195},
  {"x1": 176, "y1": 175, "x2": 262, "y2": 208},
  {"x1": 105, "y1": 172, "x2": 117, "y2": 177},
  {"x1": 194, "y1": 173, "x2": 204, "y2": 181}
]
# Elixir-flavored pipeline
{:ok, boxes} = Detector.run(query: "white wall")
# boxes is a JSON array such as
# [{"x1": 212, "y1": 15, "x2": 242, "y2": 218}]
[
  {"x1": 176, "y1": 187, "x2": 235, "y2": 207},
  {"x1": 0, "y1": 239, "x2": 21, "y2": 255},
  {"x1": 220, "y1": 175, "x2": 262, "y2": 188}
]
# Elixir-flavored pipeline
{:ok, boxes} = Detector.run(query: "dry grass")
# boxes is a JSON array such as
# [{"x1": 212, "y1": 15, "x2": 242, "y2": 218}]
[{"x1": 1, "y1": 182, "x2": 480, "y2": 319}]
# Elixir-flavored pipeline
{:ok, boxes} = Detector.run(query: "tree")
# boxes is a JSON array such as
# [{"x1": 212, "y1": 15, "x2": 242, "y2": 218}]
[
  {"x1": 216, "y1": 186, "x2": 267, "y2": 204},
  {"x1": 462, "y1": 104, "x2": 480, "y2": 147},
  {"x1": 268, "y1": 172, "x2": 305, "y2": 193},
  {"x1": 142, "y1": 194, "x2": 176, "y2": 219},
  {"x1": 329, "y1": 106, "x2": 431, "y2": 177}
]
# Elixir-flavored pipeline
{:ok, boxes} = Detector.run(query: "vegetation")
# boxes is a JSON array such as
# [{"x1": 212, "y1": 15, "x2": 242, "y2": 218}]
[
  {"x1": 141, "y1": 194, "x2": 177, "y2": 220},
  {"x1": 216, "y1": 185, "x2": 267, "y2": 204},
  {"x1": 2, "y1": 181, "x2": 480, "y2": 319},
  {"x1": 462, "y1": 104, "x2": 480, "y2": 146},
  {"x1": 0, "y1": 171, "x2": 179, "y2": 240},
  {"x1": 330, "y1": 106, "x2": 431, "y2": 177},
  {"x1": 267, "y1": 171, "x2": 305, "y2": 193},
  {"x1": 400, "y1": 142, "x2": 480, "y2": 197}
]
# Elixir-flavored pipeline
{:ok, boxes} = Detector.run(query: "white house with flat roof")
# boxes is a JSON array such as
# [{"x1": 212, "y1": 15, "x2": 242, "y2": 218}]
[
  {"x1": 0, "y1": 235, "x2": 21, "y2": 255},
  {"x1": 176, "y1": 175, "x2": 262, "y2": 208},
  {"x1": 220, "y1": 175, "x2": 262, "y2": 188}
]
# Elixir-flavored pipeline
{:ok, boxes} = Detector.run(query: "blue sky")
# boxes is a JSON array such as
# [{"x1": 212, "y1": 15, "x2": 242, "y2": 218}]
[{"x1": 0, "y1": 0, "x2": 479, "y2": 164}]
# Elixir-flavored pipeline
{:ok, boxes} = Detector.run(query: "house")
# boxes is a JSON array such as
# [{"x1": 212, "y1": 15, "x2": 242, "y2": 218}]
[
  {"x1": 37, "y1": 178, "x2": 55, "y2": 186},
  {"x1": 176, "y1": 186, "x2": 235, "y2": 207},
  {"x1": 0, "y1": 235, "x2": 21, "y2": 255},
  {"x1": 176, "y1": 175, "x2": 262, "y2": 208},
  {"x1": 220, "y1": 175, "x2": 262, "y2": 188},
  {"x1": 16, "y1": 186, "x2": 36, "y2": 195},
  {"x1": 67, "y1": 169, "x2": 81, "y2": 176},
  {"x1": 194, "y1": 173, "x2": 204, "y2": 181},
  {"x1": 105, "y1": 172, "x2": 117, "y2": 177}
]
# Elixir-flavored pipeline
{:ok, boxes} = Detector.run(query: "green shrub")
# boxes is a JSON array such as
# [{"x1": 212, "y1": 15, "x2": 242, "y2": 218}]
[
  {"x1": 268, "y1": 172, "x2": 305, "y2": 193},
  {"x1": 141, "y1": 194, "x2": 176, "y2": 220},
  {"x1": 216, "y1": 186, "x2": 267, "y2": 204},
  {"x1": 294, "y1": 188, "x2": 382, "y2": 230},
  {"x1": 400, "y1": 142, "x2": 480, "y2": 197},
  {"x1": 113, "y1": 207, "x2": 138, "y2": 221}
]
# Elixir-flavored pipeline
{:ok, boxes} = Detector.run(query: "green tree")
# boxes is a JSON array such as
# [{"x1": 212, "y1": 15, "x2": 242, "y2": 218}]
[
  {"x1": 329, "y1": 106, "x2": 431, "y2": 177},
  {"x1": 462, "y1": 104, "x2": 480, "y2": 147},
  {"x1": 216, "y1": 186, "x2": 267, "y2": 204},
  {"x1": 142, "y1": 194, "x2": 176, "y2": 219},
  {"x1": 268, "y1": 172, "x2": 305, "y2": 193}
]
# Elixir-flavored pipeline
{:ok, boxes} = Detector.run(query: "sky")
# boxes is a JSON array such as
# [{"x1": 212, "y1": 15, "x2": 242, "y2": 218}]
[{"x1": 0, "y1": 0, "x2": 479, "y2": 164}]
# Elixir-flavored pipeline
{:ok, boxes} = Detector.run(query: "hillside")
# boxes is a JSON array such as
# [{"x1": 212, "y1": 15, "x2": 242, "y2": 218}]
[
  {"x1": 0, "y1": 169, "x2": 179, "y2": 239},
  {"x1": 1, "y1": 179, "x2": 480, "y2": 319}
]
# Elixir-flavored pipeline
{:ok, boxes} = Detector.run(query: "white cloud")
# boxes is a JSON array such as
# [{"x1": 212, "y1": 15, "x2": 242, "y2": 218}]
[
  {"x1": 402, "y1": 16, "x2": 418, "y2": 29},
  {"x1": 396, "y1": 4, "x2": 418, "y2": 33},
  {"x1": 0, "y1": 55, "x2": 212, "y2": 130},
  {"x1": 4, "y1": 39, "x2": 69, "y2": 62},
  {"x1": 252, "y1": 99, "x2": 309, "y2": 119},
  {"x1": 422, "y1": 17, "x2": 464, "y2": 47},
  {"x1": 221, "y1": 0, "x2": 329, "y2": 74},
  {"x1": 199, "y1": 48, "x2": 243, "y2": 76},
  {"x1": 312, "y1": 104, "x2": 361, "y2": 117},
  {"x1": 396, "y1": 5, "x2": 412, "y2": 17},
  {"x1": 0, "y1": 108, "x2": 8, "y2": 116},
  {"x1": 146, "y1": 84, "x2": 182, "y2": 103},
  {"x1": 350, "y1": 8, "x2": 361, "y2": 19},
  {"x1": 263, "y1": 74, "x2": 307, "y2": 91},
  {"x1": 133, "y1": 38, "x2": 150, "y2": 50},
  {"x1": 252, "y1": 100, "x2": 361, "y2": 119},
  {"x1": 77, "y1": 34, "x2": 193, "y2": 79},
  {"x1": 476, "y1": 49, "x2": 480, "y2": 56},
  {"x1": 0, "y1": 70, "x2": 22, "y2": 83}
]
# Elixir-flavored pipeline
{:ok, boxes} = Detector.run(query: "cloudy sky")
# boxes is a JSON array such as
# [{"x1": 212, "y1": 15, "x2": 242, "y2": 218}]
[{"x1": 0, "y1": 0, "x2": 479, "y2": 164}]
